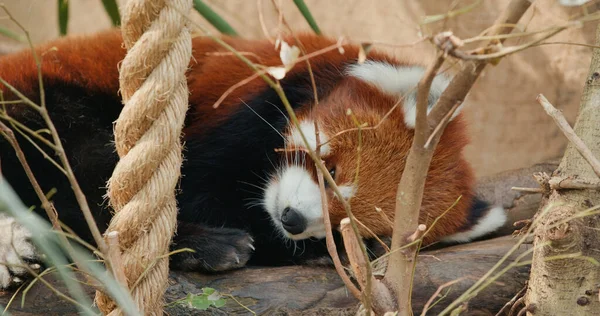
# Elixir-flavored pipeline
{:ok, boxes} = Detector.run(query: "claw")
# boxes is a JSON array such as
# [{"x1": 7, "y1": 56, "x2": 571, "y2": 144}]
[{"x1": 248, "y1": 243, "x2": 255, "y2": 251}]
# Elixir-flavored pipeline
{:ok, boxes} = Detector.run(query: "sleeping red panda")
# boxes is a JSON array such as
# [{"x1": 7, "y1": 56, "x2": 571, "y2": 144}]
[{"x1": 0, "y1": 29, "x2": 506, "y2": 289}]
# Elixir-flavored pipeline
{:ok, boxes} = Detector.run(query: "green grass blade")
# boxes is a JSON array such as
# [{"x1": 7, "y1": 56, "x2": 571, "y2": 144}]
[
  {"x1": 0, "y1": 179, "x2": 140, "y2": 315},
  {"x1": 293, "y1": 0, "x2": 321, "y2": 35},
  {"x1": 101, "y1": 0, "x2": 121, "y2": 26},
  {"x1": 0, "y1": 26, "x2": 24, "y2": 42},
  {"x1": 57, "y1": 0, "x2": 69, "y2": 36},
  {"x1": 192, "y1": 0, "x2": 238, "y2": 36}
]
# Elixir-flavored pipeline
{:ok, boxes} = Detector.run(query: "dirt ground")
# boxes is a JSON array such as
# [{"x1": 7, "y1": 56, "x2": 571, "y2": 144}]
[{"x1": 0, "y1": 0, "x2": 597, "y2": 177}]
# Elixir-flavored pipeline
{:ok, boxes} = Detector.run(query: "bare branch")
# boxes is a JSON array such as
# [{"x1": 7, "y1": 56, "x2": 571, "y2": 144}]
[
  {"x1": 420, "y1": 277, "x2": 468, "y2": 316},
  {"x1": 548, "y1": 177, "x2": 600, "y2": 190},
  {"x1": 537, "y1": 94, "x2": 600, "y2": 178},
  {"x1": 0, "y1": 121, "x2": 62, "y2": 231},
  {"x1": 424, "y1": 100, "x2": 462, "y2": 149},
  {"x1": 0, "y1": 5, "x2": 108, "y2": 257},
  {"x1": 385, "y1": 1, "x2": 534, "y2": 315},
  {"x1": 511, "y1": 187, "x2": 545, "y2": 194},
  {"x1": 314, "y1": 122, "x2": 362, "y2": 300}
]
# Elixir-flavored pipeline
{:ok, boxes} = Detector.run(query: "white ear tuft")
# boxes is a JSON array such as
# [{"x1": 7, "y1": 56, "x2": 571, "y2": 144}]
[
  {"x1": 287, "y1": 120, "x2": 331, "y2": 156},
  {"x1": 346, "y1": 60, "x2": 460, "y2": 129}
]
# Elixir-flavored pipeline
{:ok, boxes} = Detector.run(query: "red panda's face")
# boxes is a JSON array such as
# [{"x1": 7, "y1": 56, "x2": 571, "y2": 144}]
[{"x1": 263, "y1": 61, "x2": 455, "y2": 240}]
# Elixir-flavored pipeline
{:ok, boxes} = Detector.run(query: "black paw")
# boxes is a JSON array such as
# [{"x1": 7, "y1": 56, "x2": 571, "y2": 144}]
[{"x1": 170, "y1": 224, "x2": 255, "y2": 272}]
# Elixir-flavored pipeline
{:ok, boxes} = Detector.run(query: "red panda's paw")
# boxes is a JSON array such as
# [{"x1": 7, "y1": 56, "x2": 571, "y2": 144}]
[
  {"x1": 0, "y1": 214, "x2": 43, "y2": 290},
  {"x1": 169, "y1": 224, "x2": 255, "y2": 272}
]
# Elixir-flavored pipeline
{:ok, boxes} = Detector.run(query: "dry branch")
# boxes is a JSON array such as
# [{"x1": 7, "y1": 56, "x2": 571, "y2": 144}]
[
  {"x1": 383, "y1": 1, "x2": 534, "y2": 315},
  {"x1": 0, "y1": 5, "x2": 109, "y2": 262},
  {"x1": 315, "y1": 124, "x2": 362, "y2": 301},
  {"x1": 0, "y1": 121, "x2": 61, "y2": 232},
  {"x1": 537, "y1": 93, "x2": 600, "y2": 178}
]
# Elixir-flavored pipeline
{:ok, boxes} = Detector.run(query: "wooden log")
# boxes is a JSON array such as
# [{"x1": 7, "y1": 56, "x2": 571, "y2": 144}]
[
  {"x1": 0, "y1": 236, "x2": 528, "y2": 315},
  {"x1": 0, "y1": 161, "x2": 556, "y2": 315}
]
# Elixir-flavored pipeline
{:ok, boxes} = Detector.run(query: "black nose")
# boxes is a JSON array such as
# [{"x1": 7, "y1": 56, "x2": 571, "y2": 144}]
[{"x1": 281, "y1": 207, "x2": 307, "y2": 235}]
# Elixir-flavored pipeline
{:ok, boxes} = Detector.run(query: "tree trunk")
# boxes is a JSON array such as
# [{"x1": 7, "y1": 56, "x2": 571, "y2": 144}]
[{"x1": 525, "y1": 24, "x2": 600, "y2": 315}]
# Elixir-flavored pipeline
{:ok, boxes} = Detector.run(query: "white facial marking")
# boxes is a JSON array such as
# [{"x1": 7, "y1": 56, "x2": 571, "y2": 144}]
[
  {"x1": 441, "y1": 206, "x2": 507, "y2": 243},
  {"x1": 338, "y1": 184, "x2": 356, "y2": 200},
  {"x1": 287, "y1": 119, "x2": 331, "y2": 156},
  {"x1": 0, "y1": 213, "x2": 37, "y2": 289},
  {"x1": 263, "y1": 166, "x2": 326, "y2": 240},
  {"x1": 346, "y1": 60, "x2": 459, "y2": 128}
]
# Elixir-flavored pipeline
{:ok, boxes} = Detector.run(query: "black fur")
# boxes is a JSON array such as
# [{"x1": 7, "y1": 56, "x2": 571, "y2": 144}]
[
  {"x1": 0, "y1": 60, "x2": 351, "y2": 271},
  {"x1": 464, "y1": 196, "x2": 492, "y2": 229}
]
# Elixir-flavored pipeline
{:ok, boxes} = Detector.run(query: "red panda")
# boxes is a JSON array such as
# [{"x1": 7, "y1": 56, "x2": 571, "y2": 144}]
[{"x1": 0, "y1": 29, "x2": 506, "y2": 289}]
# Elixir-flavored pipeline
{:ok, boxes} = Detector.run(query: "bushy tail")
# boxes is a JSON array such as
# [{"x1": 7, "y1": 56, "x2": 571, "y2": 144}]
[{"x1": 441, "y1": 197, "x2": 507, "y2": 243}]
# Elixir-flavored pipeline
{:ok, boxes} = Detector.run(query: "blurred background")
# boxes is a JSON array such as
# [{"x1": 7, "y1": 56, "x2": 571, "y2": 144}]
[{"x1": 0, "y1": 0, "x2": 597, "y2": 178}]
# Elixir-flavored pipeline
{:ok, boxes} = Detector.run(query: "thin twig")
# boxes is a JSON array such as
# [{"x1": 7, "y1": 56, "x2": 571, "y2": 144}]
[
  {"x1": 495, "y1": 283, "x2": 527, "y2": 316},
  {"x1": 446, "y1": 20, "x2": 596, "y2": 61},
  {"x1": 424, "y1": 100, "x2": 462, "y2": 149},
  {"x1": 213, "y1": 72, "x2": 262, "y2": 108},
  {"x1": 354, "y1": 217, "x2": 391, "y2": 252},
  {"x1": 374, "y1": 207, "x2": 395, "y2": 229},
  {"x1": 509, "y1": 296, "x2": 525, "y2": 316},
  {"x1": 548, "y1": 177, "x2": 600, "y2": 190},
  {"x1": 0, "y1": 121, "x2": 101, "y2": 287},
  {"x1": 511, "y1": 187, "x2": 545, "y2": 194},
  {"x1": 314, "y1": 121, "x2": 362, "y2": 300},
  {"x1": 0, "y1": 5, "x2": 108, "y2": 257},
  {"x1": 0, "y1": 108, "x2": 59, "y2": 151},
  {"x1": 340, "y1": 218, "x2": 373, "y2": 310},
  {"x1": 420, "y1": 277, "x2": 467, "y2": 316},
  {"x1": 0, "y1": 121, "x2": 61, "y2": 231},
  {"x1": 256, "y1": 0, "x2": 274, "y2": 44},
  {"x1": 537, "y1": 94, "x2": 600, "y2": 178}
]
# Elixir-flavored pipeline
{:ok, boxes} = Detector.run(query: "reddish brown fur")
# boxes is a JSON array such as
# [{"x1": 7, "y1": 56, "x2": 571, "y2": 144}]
[
  {"x1": 0, "y1": 29, "x2": 474, "y2": 244},
  {"x1": 292, "y1": 77, "x2": 474, "y2": 244}
]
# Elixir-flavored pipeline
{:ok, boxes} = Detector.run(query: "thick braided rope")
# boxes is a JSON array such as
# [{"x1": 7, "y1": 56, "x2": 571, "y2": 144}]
[{"x1": 94, "y1": 0, "x2": 192, "y2": 314}]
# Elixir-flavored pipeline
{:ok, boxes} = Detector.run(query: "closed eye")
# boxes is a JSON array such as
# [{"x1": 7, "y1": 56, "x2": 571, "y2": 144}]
[{"x1": 325, "y1": 166, "x2": 336, "y2": 188}]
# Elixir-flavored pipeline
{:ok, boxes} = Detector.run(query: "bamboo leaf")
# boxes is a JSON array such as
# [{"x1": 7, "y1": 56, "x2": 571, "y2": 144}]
[
  {"x1": 192, "y1": 0, "x2": 238, "y2": 36},
  {"x1": 293, "y1": 0, "x2": 321, "y2": 35},
  {"x1": 0, "y1": 26, "x2": 24, "y2": 42},
  {"x1": 0, "y1": 179, "x2": 140, "y2": 316},
  {"x1": 57, "y1": 0, "x2": 69, "y2": 36},
  {"x1": 101, "y1": 0, "x2": 121, "y2": 26}
]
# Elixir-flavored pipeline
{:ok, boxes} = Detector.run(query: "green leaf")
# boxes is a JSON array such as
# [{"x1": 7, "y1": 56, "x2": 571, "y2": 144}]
[
  {"x1": 181, "y1": 288, "x2": 227, "y2": 310},
  {"x1": 203, "y1": 287, "x2": 216, "y2": 295},
  {"x1": 101, "y1": 0, "x2": 121, "y2": 26},
  {"x1": 293, "y1": 0, "x2": 321, "y2": 35},
  {"x1": 186, "y1": 293, "x2": 211, "y2": 310},
  {"x1": 0, "y1": 26, "x2": 24, "y2": 42},
  {"x1": 57, "y1": 0, "x2": 69, "y2": 36},
  {"x1": 192, "y1": 0, "x2": 238, "y2": 36}
]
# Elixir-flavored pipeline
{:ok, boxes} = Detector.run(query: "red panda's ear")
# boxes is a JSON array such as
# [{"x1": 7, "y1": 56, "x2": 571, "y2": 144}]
[{"x1": 346, "y1": 61, "x2": 462, "y2": 129}]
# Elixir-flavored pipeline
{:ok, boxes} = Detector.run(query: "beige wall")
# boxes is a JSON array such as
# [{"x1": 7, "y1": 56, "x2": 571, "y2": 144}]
[{"x1": 1, "y1": 0, "x2": 597, "y2": 177}]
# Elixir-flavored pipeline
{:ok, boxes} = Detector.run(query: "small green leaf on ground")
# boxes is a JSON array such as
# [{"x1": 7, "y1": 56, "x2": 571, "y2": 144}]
[{"x1": 182, "y1": 288, "x2": 227, "y2": 310}]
